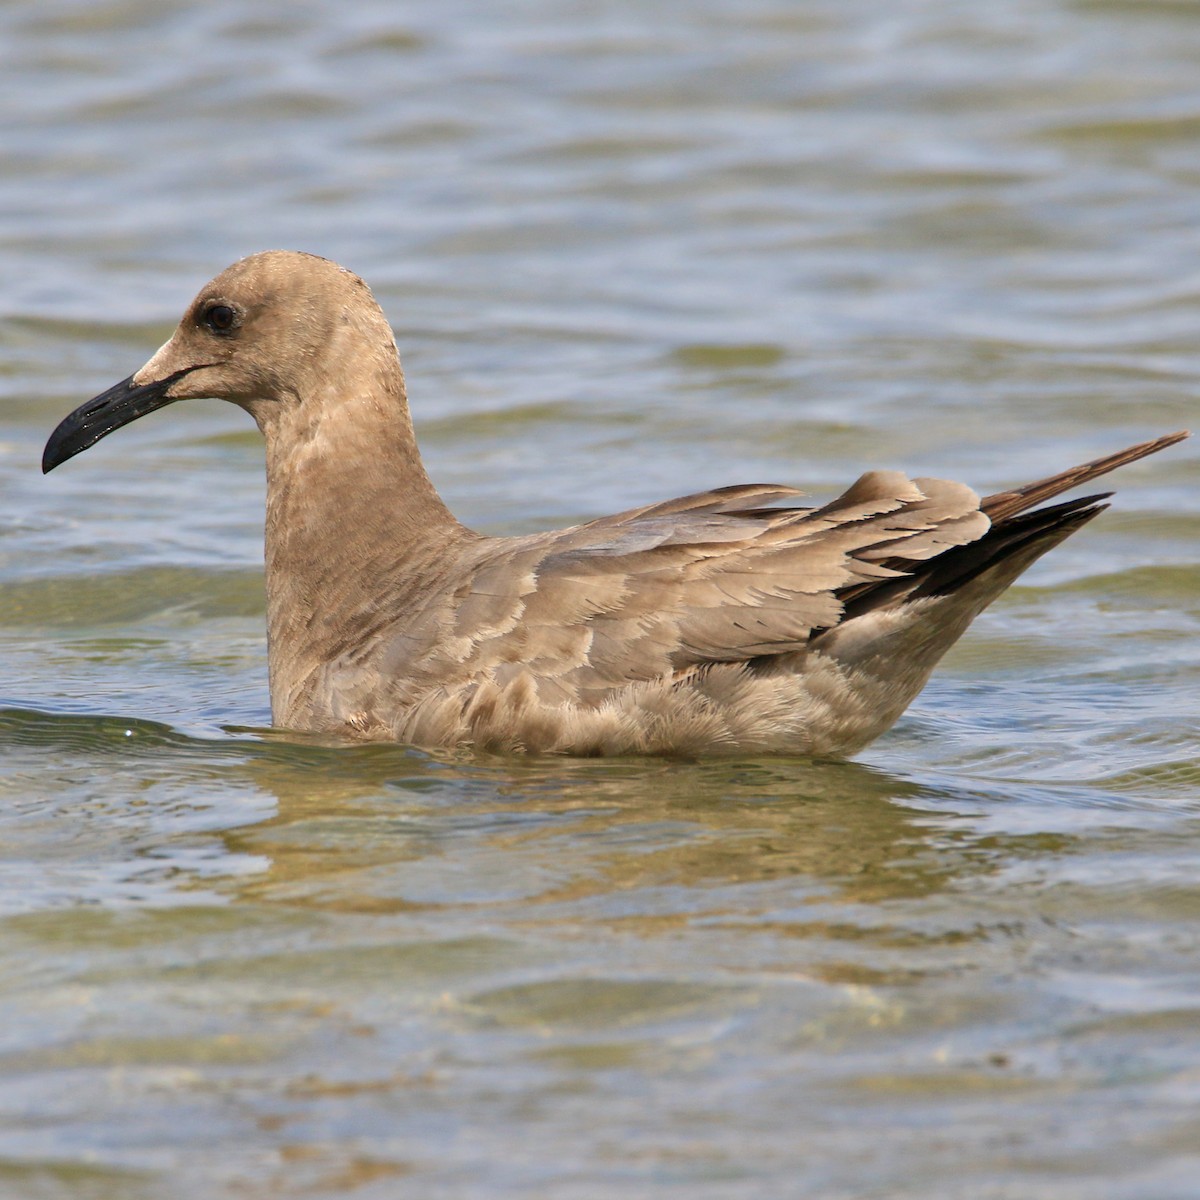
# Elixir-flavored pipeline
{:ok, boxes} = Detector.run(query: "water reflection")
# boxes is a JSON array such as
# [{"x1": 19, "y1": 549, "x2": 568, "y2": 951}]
[{"x1": 0, "y1": 703, "x2": 1058, "y2": 927}]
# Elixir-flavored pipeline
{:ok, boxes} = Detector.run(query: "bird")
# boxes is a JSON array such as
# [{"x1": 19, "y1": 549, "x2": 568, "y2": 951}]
[{"x1": 42, "y1": 251, "x2": 1188, "y2": 756}]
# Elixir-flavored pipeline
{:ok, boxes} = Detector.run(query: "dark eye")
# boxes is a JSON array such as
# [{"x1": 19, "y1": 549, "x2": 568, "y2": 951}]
[{"x1": 203, "y1": 303, "x2": 237, "y2": 333}]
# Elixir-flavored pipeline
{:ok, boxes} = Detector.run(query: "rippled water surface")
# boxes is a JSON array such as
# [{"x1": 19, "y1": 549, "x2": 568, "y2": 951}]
[{"x1": 2, "y1": 1, "x2": 1199, "y2": 1197}]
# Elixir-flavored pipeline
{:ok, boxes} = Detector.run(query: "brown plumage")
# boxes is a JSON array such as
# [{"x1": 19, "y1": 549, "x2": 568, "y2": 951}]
[{"x1": 41, "y1": 251, "x2": 1189, "y2": 756}]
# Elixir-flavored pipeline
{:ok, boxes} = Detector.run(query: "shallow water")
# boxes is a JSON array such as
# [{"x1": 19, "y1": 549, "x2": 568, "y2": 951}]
[{"x1": 1, "y1": 1, "x2": 1199, "y2": 1197}]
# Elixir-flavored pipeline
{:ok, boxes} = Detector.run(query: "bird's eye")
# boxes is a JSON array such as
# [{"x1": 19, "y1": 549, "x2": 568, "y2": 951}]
[{"x1": 203, "y1": 303, "x2": 237, "y2": 333}]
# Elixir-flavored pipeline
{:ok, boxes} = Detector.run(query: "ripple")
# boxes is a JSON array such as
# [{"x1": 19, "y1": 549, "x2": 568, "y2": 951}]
[
  {"x1": 1, "y1": 0, "x2": 1200, "y2": 1194},
  {"x1": 0, "y1": 566, "x2": 264, "y2": 626}
]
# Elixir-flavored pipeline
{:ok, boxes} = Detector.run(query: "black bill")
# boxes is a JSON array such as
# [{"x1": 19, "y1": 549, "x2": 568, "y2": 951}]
[{"x1": 42, "y1": 368, "x2": 197, "y2": 474}]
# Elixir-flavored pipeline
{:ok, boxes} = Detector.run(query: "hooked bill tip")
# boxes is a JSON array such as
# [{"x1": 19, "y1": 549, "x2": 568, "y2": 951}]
[{"x1": 40, "y1": 368, "x2": 202, "y2": 475}]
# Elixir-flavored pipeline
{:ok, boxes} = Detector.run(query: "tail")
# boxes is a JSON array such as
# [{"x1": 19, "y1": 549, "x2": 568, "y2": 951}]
[
  {"x1": 805, "y1": 431, "x2": 1187, "y2": 751},
  {"x1": 980, "y1": 430, "x2": 1188, "y2": 522},
  {"x1": 843, "y1": 429, "x2": 1189, "y2": 616}
]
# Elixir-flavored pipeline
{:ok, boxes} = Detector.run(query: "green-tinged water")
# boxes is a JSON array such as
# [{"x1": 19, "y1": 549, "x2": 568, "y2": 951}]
[{"x1": 1, "y1": 1, "x2": 1198, "y2": 1197}]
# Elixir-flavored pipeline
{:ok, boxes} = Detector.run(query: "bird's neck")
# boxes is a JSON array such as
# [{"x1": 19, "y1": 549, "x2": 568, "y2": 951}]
[{"x1": 255, "y1": 364, "x2": 473, "y2": 727}]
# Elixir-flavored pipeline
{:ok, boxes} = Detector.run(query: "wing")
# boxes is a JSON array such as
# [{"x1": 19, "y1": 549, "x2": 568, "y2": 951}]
[{"x1": 374, "y1": 473, "x2": 989, "y2": 709}]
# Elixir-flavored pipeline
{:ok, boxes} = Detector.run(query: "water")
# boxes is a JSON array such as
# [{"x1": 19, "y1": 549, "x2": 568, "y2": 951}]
[{"x1": 1, "y1": 1, "x2": 1199, "y2": 1196}]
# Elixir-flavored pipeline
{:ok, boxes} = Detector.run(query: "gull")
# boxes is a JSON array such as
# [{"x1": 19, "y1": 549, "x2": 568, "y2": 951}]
[{"x1": 42, "y1": 251, "x2": 1188, "y2": 755}]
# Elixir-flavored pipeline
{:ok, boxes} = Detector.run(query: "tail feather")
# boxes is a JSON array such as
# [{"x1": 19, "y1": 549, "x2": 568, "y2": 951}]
[
  {"x1": 836, "y1": 430, "x2": 1188, "y2": 618},
  {"x1": 981, "y1": 430, "x2": 1187, "y2": 523},
  {"x1": 777, "y1": 430, "x2": 1185, "y2": 754},
  {"x1": 757, "y1": 431, "x2": 1185, "y2": 754}
]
